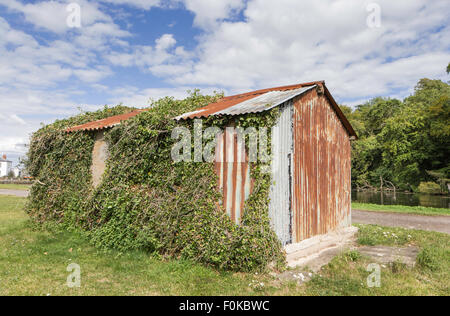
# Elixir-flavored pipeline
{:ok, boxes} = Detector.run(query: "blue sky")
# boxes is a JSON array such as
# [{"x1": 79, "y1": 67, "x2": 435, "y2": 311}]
[{"x1": 0, "y1": 0, "x2": 449, "y2": 166}]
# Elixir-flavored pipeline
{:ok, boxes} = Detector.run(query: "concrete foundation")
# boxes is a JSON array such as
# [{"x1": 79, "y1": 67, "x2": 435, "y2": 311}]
[{"x1": 285, "y1": 226, "x2": 358, "y2": 269}]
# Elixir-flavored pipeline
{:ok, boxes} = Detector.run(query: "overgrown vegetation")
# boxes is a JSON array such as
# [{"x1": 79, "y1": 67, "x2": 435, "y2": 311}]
[
  {"x1": 25, "y1": 91, "x2": 285, "y2": 272},
  {"x1": 342, "y1": 77, "x2": 450, "y2": 194},
  {"x1": 2, "y1": 196, "x2": 449, "y2": 295}
]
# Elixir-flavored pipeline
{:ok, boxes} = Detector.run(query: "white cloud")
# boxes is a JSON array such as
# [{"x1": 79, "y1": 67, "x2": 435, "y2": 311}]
[
  {"x1": 179, "y1": 0, "x2": 245, "y2": 29},
  {"x1": 0, "y1": 0, "x2": 112, "y2": 33},
  {"x1": 0, "y1": 136, "x2": 28, "y2": 154},
  {"x1": 10, "y1": 114, "x2": 27, "y2": 125},
  {"x1": 158, "y1": 0, "x2": 450, "y2": 101},
  {"x1": 0, "y1": 16, "x2": 37, "y2": 46},
  {"x1": 155, "y1": 33, "x2": 176, "y2": 50},
  {"x1": 73, "y1": 66, "x2": 112, "y2": 82},
  {"x1": 107, "y1": 33, "x2": 192, "y2": 74},
  {"x1": 0, "y1": 1, "x2": 131, "y2": 89}
]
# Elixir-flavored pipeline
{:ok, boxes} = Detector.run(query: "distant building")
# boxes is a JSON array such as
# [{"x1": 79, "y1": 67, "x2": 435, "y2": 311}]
[
  {"x1": 0, "y1": 154, "x2": 12, "y2": 177},
  {"x1": 12, "y1": 167, "x2": 21, "y2": 178}
]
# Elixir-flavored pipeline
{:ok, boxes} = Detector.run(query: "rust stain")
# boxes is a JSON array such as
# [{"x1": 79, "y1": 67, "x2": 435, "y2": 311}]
[
  {"x1": 214, "y1": 127, "x2": 252, "y2": 225},
  {"x1": 292, "y1": 88, "x2": 351, "y2": 242}
]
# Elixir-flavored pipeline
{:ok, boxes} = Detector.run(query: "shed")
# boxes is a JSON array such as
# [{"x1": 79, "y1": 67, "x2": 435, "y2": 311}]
[{"x1": 176, "y1": 81, "x2": 357, "y2": 246}]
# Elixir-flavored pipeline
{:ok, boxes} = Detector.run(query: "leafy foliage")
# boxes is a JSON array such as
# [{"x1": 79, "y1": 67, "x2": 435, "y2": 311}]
[
  {"x1": 417, "y1": 182, "x2": 442, "y2": 195},
  {"x1": 25, "y1": 92, "x2": 285, "y2": 272},
  {"x1": 345, "y1": 78, "x2": 450, "y2": 192}
]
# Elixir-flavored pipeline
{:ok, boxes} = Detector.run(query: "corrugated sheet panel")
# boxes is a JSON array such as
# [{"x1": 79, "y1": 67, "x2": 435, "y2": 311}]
[
  {"x1": 174, "y1": 82, "x2": 322, "y2": 121},
  {"x1": 174, "y1": 81, "x2": 357, "y2": 138},
  {"x1": 214, "y1": 127, "x2": 252, "y2": 224},
  {"x1": 292, "y1": 88, "x2": 352, "y2": 242},
  {"x1": 66, "y1": 110, "x2": 146, "y2": 132},
  {"x1": 213, "y1": 86, "x2": 315, "y2": 116},
  {"x1": 268, "y1": 102, "x2": 293, "y2": 245}
]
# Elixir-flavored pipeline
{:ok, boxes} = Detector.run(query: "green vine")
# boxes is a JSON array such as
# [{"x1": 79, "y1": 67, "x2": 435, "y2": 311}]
[{"x1": 26, "y1": 92, "x2": 286, "y2": 271}]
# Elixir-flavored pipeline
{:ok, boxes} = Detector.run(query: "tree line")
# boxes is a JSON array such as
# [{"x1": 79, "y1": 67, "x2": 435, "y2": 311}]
[{"x1": 340, "y1": 66, "x2": 449, "y2": 194}]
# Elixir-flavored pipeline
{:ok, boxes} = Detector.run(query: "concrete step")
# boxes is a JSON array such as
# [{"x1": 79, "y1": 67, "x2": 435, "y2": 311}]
[{"x1": 285, "y1": 226, "x2": 358, "y2": 269}]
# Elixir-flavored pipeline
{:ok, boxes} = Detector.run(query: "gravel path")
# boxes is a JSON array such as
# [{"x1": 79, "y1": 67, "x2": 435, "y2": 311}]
[
  {"x1": 0, "y1": 189, "x2": 29, "y2": 197},
  {"x1": 352, "y1": 209, "x2": 450, "y2": 234}
]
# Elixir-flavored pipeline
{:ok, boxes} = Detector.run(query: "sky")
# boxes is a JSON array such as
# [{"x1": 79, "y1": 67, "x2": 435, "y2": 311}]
[{"x1": 0, "y1": 0, "x2": 449, "y2": 167}]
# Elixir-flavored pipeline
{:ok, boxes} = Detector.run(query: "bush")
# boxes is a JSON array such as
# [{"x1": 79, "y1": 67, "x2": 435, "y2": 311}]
[{"x1": 417, "y1": 182, "x2": 442, "y2": 194}]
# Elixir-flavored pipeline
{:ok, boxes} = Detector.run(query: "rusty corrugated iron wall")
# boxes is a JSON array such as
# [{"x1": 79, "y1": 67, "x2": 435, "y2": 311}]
[
  {"x1": 292, "y1": 88, "x2": 352, "y2": 242},
  {"x1": 214, "y1": 128, "x2": 252, "y2": 224}
]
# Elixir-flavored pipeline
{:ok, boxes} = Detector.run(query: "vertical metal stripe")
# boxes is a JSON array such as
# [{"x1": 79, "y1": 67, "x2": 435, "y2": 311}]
[
  {"x1": 292, "y1": 88, "x2": 352, "y2": 242},
  {"x1": 215, "y1": 133, "x2": 224, "y2": 191},
  {"x1": 239, "y1": 155, "x2": 247, "y2": 222},
  {"x1": 214, "y1": 127, "x2": 252, "y2": 226},
  {"x1": 236, "y1": 134, "x2": 246, "y2": 222},
  {"x1": 268, "y1": 102, "x2": 294, "y2": 245},
  {"x1": 244, "y1": 161, "x2": 251, "y2": 200},
  {"x1": 223, "y1": 130, "x2": 229, "y2": 214},
  {"x1": 225, "y1": 129, "x2": 234, "y2": 220},
  {"x1": 231, "y1": 134, "x2": 238, "y2": 222}
]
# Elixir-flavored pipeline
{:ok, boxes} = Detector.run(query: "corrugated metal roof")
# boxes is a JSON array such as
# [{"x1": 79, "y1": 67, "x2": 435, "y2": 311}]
[
  {"x1": 174, "y1": 81, "x2": 357, "y2": 138},
  {"x1": 175, "y1": 81, "x2": 321, "y2": 121},
  {"x1": 66, "y1": 110, "x2": 146, "y2": 132},
  {"x1": 212, "y1": 86, "x2": 315, "y2": 116}
]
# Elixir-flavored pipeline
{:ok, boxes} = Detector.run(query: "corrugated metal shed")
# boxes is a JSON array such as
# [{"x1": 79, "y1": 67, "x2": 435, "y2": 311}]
[
  {"x1": 66, "y1": 110, "x2": 146, "y2": 132},
  {"x1": 176, "y1": 81, "x2": 356, "y2": 245}
]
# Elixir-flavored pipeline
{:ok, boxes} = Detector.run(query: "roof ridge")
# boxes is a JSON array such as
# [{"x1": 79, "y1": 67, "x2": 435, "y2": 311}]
[{"x1": 221, "y1": 81, "x2": 324, "y2": 101}]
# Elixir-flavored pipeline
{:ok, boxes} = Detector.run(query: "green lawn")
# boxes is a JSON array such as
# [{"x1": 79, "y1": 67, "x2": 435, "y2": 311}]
[
  {"x1": 352, "y1": 202, "x2": 450, "y2": 216},
  {"x1": 0, "y1": 195, "x2": 448, "y2": 296},
  {"x1": 0, "y1": 184, "x2": 31, "y2": 191}
]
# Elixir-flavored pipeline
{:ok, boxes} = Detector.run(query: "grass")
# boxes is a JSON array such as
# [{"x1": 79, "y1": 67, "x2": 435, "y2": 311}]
[
  {"x1": 0, "y1": 195, "x2": 448, "y2": 296},
  {"x1": 305, "y1": 224, "x2": 450, "y2": 295},
  {"x1": 352, "y1": 202, "x2": 450, "y2": 216},
  {"x1": 0, "y1": 184, "x2": 31, "y2": 191}
]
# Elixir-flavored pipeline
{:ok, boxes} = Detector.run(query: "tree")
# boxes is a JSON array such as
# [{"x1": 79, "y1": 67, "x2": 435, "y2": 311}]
[{"x1": 348, "y1": 78, "x2": 450, "y2": 192}]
